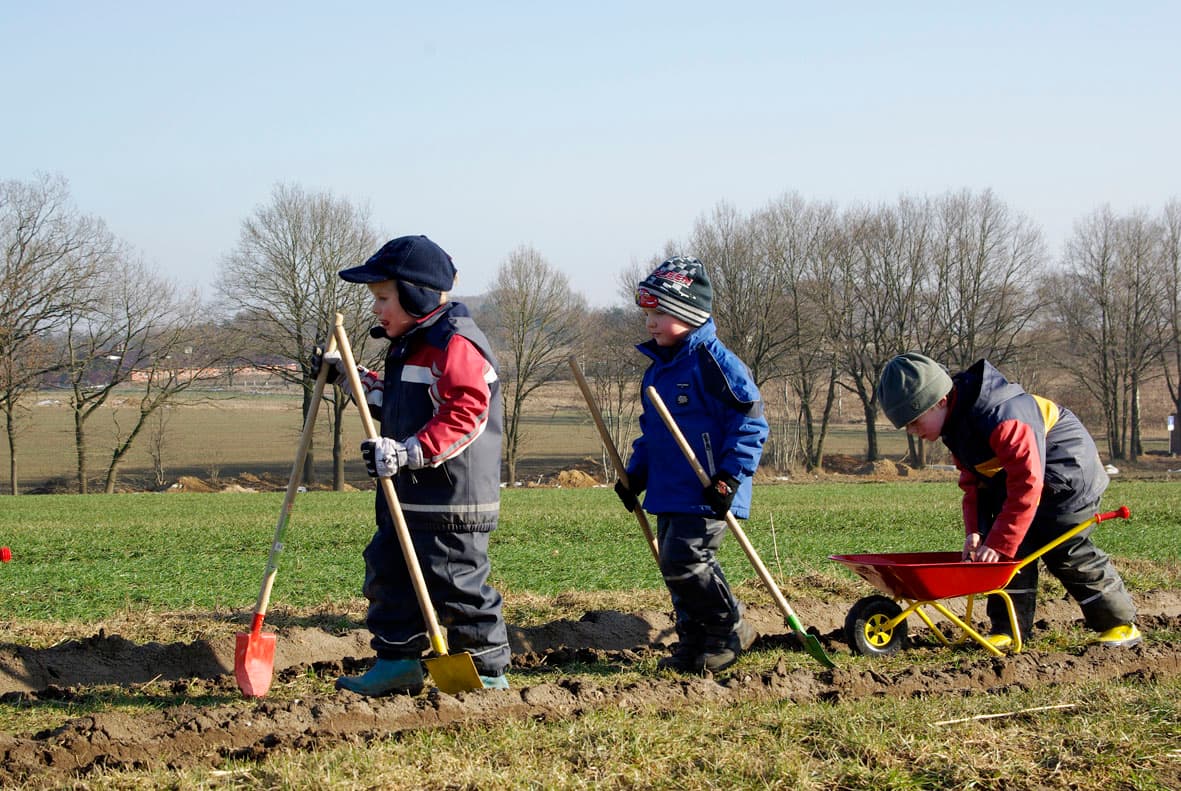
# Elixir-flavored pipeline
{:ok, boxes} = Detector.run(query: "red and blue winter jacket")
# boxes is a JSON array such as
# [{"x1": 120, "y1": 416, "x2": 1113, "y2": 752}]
[
  {"x1": 377, "y1": 302, "x2": 502, "y2": 533},
  {"x1": 942, "y1": 359, "x2": 1108, "y2": 558}
]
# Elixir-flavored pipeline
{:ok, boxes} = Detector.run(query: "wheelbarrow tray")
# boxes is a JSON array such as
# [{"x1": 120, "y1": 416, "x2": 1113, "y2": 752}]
[{"x1": 829, "y1": 552, "x2": 1019, "y2": 601}]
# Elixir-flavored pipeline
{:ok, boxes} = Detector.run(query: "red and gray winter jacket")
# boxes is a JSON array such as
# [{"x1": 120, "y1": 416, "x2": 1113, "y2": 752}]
[
  {"x1": 942, "y1": 359, "x2": 1108, "y2": 558},
  {"x1": 377, "y1": 302, "x2": 503, "y2": 533}
]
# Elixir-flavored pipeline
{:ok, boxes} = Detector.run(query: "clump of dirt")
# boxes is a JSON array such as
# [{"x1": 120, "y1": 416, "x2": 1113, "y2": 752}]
[
  {"x1": 555, "y1": 469, "x2": 599, "y2": 488},
  {"x1": 169, "y1": 475, "x2": 215, "y2": 493},
  {"x1": 860, "y1": 459, "x2": 899, "y2": 478},
  {"x1": 822, "y1": 453, "x2": 865, "y2": 475},
  {"x1": 236, "y1": 471, "x2": 282, "y2": 489},
  {"x1": 218, "y1": 483, "x2": 258, "y2": 493},
  {"x1": 1, "y1": 592, "x2": 1179, "y2": 786},
  {"x1": 818, "y1": 453, "x2": 955, "y2": 482}
]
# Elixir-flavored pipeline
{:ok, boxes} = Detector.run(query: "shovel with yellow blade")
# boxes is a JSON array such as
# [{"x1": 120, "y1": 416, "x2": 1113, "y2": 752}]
[{"x1": 333, "y1": 315, "x2": 484, "y2": 695}]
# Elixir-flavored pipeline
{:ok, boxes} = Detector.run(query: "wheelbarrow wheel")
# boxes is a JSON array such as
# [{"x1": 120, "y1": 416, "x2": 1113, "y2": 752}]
[{"x1": 845, "y1": 595, "x2": 907, "y2": 656}]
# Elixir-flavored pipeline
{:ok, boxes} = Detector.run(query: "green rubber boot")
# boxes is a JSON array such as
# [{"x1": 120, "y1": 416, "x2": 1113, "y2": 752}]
[{"x1": 336, "y1": 659, "x2": 425, "y2": 696}]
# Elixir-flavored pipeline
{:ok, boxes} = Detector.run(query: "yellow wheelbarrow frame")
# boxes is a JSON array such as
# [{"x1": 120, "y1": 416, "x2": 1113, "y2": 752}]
[{"x1": 831, "y1": 507, "x2": 1131, "y2": 657}]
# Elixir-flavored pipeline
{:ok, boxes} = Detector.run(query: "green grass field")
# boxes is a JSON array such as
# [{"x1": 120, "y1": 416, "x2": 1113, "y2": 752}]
[
  {"x1": 1, "y1": 482, "x2": 1179, "y2": 789},
  {"x1": 1, "y1": 480, "x2": 1176, "y2": 623}
]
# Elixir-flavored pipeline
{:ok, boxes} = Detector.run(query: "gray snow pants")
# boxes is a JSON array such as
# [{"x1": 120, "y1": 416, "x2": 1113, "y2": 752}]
[
  {"x1": 983, "y1": 506, "x2": 1136, "y2": 639},
  {"x1": 362, "y1": 525, "x2": 511, "y2": 677},
  {"x1": 656, "y1": 513, "x2": 745, "y2": 650}
]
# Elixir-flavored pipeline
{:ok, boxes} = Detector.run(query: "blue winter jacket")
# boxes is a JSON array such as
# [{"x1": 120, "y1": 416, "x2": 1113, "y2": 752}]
[{"x1": 625, "y1": 319, "x2": 768, "y2": 519}]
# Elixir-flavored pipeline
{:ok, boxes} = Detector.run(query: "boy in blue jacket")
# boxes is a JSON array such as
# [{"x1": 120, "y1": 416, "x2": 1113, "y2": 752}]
[{"x1": 615, "y1": 257, "x2": 769, "y2": 674}]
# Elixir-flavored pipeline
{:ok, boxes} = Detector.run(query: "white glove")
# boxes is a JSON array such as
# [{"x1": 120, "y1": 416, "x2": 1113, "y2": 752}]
[{"x1": 361, "y1": 437, "x2": 424, "y2": 477}]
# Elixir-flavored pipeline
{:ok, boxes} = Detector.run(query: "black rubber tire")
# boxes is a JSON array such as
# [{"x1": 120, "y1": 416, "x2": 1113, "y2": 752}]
[{"x1": 844, "y1": 595, "x2": 908, "y2": 656}]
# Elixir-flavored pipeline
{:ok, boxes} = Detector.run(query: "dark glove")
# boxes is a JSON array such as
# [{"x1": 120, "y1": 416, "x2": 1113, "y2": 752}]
[
  {"x1": 309, "y1": 344, "x2": 344, "y2": 386},
  {"x1": 702, "y1": 473, "x2": 740, "y2": 518},
  {"x1": 311, "y1": 345, "x2": 384, "y2": 408},
  {"x1": 614, "y1": 480, "x2": 640, "y2": 512},
  {"x1": 361, "y1": 437, "x2": 409, "y2": 477}
]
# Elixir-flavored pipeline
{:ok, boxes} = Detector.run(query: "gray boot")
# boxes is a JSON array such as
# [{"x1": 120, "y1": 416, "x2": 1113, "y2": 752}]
[{"x1": 702, "y1": 619, "x2": 758, "y2": 673}]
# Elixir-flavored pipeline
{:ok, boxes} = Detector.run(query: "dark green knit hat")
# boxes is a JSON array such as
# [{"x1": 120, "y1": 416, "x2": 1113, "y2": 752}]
[{"x1": 876, "y1": 353, "x2": 953, "y2": 429}]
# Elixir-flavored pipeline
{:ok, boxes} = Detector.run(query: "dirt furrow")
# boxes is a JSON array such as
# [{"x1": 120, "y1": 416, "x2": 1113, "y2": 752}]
[{"x1": 0, "y1": 595, "x2": 1177, "y2": 786}]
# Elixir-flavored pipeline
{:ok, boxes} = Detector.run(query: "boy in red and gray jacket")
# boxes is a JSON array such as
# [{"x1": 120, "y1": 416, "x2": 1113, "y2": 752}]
[
  {"x1": 318, "y1": 235, "x2": 510, "y2": 694},
  {"x1": 876, "y1": 352, "x2": 1140, "y2": 650}
]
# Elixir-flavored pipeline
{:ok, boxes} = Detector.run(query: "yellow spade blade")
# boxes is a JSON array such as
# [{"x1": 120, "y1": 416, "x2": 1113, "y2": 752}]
[{"x1": 424, "y1": 651, "x2": 483, "y2": 694}]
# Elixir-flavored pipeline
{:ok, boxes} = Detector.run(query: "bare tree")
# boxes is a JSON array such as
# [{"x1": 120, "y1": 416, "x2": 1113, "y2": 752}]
[
  {"x1": 615, "y1": 259, "x2": 654, "y2": 306},
  {"x1": 688, "y1": 202, "x2": 785, "y2": 385},
  {"x1": 483, "y1": 245, "x2": 587, "y2": 483},
  {"x1": 98, "y1": 287, "x2": 233, "y2": 493},
  {"x1": 835, "y1": 197, "x2": 933, "y2": 462},
  {"x1": 217, "y1": 183, "x2": 378, "y2": 488},
  {"x1": 756, "y1": 194, "x2": 844, "y2": 470},
  {"x1": 0, "y1": 174, "x2": 112, "y2": 494},
  {"x1": 147, "y1": 406, "x2": 172, "y2": 488},
  {"x1": 573, "y1": 306, "x2": 645, "y2": 481},
  {"x1": 1053, "y1": 206, "x2": 1163, "y2": 460},
  {"x1": 55, "y1": 257, "x2": 222, "y2": 493},
  {"x1": 1116, "y1": 212, "x2": 1165, "y2": 461},
  {"x1": 1159, "y1": 199, "x2": 1181, "y2": 447},
  {"x1": 927, "y1": 189, "x2": 1046, "y2": 369}
]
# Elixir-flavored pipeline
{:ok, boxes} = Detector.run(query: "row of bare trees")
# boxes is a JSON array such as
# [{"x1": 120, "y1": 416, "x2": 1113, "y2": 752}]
[
  {"x1": 680, "y1": 190, "x2": 1049, "y2": 470},
  {"x1": 4, "y1": 175, "x2": 1179, "y2": 494},
  {"x1": 0, "y1": 174, "x2": 236, "y2": 494},
  {"x1": 672, "y1": 190, "x2": 1181, "y2": 470}
]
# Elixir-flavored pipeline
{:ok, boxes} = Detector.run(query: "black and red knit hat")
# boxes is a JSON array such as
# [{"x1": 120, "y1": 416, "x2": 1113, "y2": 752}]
[{"x1": 635, "y1": 256, "x2": 712, "y2": 327}]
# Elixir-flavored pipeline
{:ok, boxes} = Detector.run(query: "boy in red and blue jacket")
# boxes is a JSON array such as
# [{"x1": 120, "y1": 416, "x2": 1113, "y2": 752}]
[
  {"x1": 876, "y1": 352, "x2": 1140, "y2": 649},
  {"x1": 616, "y1": 257, "x2": 769, "y2": 674},
  {"x1": 318, "y1": 235, "x2": 510, "y2": 694}
]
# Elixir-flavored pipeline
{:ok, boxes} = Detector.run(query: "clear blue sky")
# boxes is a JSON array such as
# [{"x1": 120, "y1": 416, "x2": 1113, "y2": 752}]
[{"x1": 4, "y1": 2, "x2": 1179, "y2": 307}]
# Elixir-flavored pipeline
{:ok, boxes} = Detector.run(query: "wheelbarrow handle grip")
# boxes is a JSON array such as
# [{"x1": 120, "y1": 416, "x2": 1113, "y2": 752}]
[
  {"x1": 1013, "y1": 505, "x2": 1130, "y2": 573},
  {"x1": 1095, "y1": 506, "x2": 1131, "y2": 523}
]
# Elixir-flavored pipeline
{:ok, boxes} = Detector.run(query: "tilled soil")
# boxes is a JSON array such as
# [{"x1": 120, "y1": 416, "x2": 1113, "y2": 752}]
[{"x1": 2, "y1": 591, "x2": 1180, "y2": 786}]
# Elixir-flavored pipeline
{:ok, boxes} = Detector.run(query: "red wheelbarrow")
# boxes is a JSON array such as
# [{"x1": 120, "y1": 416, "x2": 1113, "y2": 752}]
[{"x1": 829, "y1": 506, "x2": 1130, "y2": 657}]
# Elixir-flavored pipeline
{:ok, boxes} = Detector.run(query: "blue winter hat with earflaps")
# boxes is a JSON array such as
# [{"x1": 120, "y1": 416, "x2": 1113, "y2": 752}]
[
  {"x1": 876, "y1": 352, "x2": 953, "y2": 429},
  {"x1": 339, "y1": 235, "x2": 457, "y2": 317}
]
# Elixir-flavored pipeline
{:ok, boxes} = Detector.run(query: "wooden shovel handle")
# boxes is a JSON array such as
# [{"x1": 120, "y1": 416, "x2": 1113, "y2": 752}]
[
  {"x1": 250, "y1": 331, "x2": 336, "y2": 628},
  {"x1": 567, "y1": 356, "x2": 659, "y2": 564},
  {"x1": 644, "y1": 386, "x2": 810, "y2": 631},
  {"x1": 334, "y1": 315, "x2": 450, "y2": 657}
]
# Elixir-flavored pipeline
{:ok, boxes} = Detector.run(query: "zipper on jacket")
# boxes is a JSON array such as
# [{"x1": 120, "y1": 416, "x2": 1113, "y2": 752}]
[{"x1": 702, "y1": 433, "x2": 716, "y2": 477}]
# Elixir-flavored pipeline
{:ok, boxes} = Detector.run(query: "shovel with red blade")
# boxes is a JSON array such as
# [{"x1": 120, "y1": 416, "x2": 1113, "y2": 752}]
[{"x1": 234, "y1": 332, "x2": 337, "y2": 698}]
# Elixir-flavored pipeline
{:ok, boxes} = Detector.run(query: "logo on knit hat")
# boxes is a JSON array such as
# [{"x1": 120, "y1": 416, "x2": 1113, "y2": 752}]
[{"x1": 635, "y1": 256, "x2": 713, "y2": 327}]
